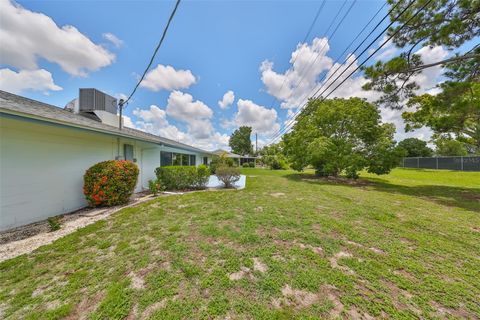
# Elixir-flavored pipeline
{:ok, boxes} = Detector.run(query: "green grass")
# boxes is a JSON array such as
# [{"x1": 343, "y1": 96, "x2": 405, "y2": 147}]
[{"x1": 1, "y1": 168, "x2": 479, "y2": 319}]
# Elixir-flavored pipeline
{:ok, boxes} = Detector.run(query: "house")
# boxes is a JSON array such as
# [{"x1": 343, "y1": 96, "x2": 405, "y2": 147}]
[
  {"x1": 0, "y1": 89, "x2": 214, "y2": 231},
  {"x1": 212, "y1": 149, "x2": 258, "y2": 166}
]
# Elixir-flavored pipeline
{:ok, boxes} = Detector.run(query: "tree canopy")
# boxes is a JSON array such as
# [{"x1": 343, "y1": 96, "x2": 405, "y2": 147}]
[
  {"x1": 434, "y1": 138, "x2": 468, "y2": 156},
  {"x1": 229, "y1": 126, "x2": 253, "y2": 155},
  {"x1": 259, "y1": 142, "x2": 288, "y2": 170},
  {"x1": 396, "y1": 138, "x2": 433, "y2": 157},
  {"x1": 362, "y1": 0, "x2": 479, "y2": 152},
  {"x1": 283, "y1": 98, "x2": 401, "y2": 178}
]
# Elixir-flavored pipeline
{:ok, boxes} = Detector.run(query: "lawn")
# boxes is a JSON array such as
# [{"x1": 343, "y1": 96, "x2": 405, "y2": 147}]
[{"x1": 1, "y1": 168, "x2": 479, "y2": 319}]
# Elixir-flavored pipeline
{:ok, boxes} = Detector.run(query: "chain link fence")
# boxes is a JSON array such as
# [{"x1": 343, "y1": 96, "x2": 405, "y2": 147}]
[{"x1": 400, "y1": 156, "x2": 480, "y2": 171}]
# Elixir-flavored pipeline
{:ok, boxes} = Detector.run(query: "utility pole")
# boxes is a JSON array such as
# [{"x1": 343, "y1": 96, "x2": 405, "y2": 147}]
[
  {"x1": 118, "y1": 99, "x2": 124, "y2": 130},
  {"x1": 255, "y1": 132, "x2": 258, "y2": 154}
]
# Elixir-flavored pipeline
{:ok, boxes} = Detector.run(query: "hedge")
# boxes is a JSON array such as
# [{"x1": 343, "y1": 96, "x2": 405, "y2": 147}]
[
  {"x1": 155, "y1": 165, "x2": 210, "y2": 190},
  {"x1": 83, "y1": 160, "x2": 139, "y2": 207}
]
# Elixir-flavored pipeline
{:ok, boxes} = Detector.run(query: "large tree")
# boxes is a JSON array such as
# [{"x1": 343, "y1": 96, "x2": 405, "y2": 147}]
[
  {"x1": 229, "y1": 126, "x2": 253, "y2": 155},
  {"x1": 283, "y1": 98, "x2": 401, "y2": 179},
  {"x1": 362, "y1": 0, "x2": 480, "y2": 151},
  {"x1": 396, "y1": 138, "x2": 433, "y2": 157}
]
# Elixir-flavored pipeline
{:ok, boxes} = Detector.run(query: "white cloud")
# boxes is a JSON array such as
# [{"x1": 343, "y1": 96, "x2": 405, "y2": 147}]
[
  {"x1": 235, "y1": 99, "x2": 280, "y2": 135},
  {"x1": 260, "y1": 37, "x2": 333, "y2": 109},
  {"x1": 267, "y1": 43, "x2": 450, "y2": 144},
  {"x1": 128, "y1": 92, "x2": 229, "y2": 151},
  {"x1": 0, "y1": 68, "x2": 62, "y2": 94},
  {"x1": 102, "y1": 32, "x2": 123, "y2": 48},
  {"x1": 140, "y1": 64, "x2": 196, "y2": 91},
  {"x1": 218, "y1": 90, "x2": 235, "y2": 109},
  {"x1": 0, "y1": 0, "x2": 115, "y2": 76},
  {"x1": 374, "y1": 35, "x2": 398, "y2": 61}
]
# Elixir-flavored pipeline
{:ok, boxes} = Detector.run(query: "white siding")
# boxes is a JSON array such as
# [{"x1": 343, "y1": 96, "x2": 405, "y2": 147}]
[{"x1": 0, "y1": 115, "x2": 211, "y2": 231}]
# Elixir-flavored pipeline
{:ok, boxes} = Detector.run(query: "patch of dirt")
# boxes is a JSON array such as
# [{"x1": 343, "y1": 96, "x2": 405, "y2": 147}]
[
  {"x1": 253, "y1": 257, "x2": 268, "y2": 273},
  {"x1": 393, "y1": 269, "x2": 415, "y2": 281},
  {"x1": 65, "y1": 291, "x2": 104, "y2": 320},
  {"x1": 471, "y1": 226, "x2": 480, "y2": 233},
  {"x1": 128, "y1": 271, "x2": 145, "y2": 290},
  {"x1": 298, "y1": 243, "x2": 323, "y2": 255},
  {"x1": 383, "y1": 280, "x2": 418, "y2": 314},
  {"x1": 346, "y1": 240, "x2": 386, "y2": 255},
  {"x1": 273, "y1": 284, "x2": 347, "y2": 316},
  {"x1": 272, "y1": 254, "x2": 286, "y2": 262},
  {"x1": 347, "y1": 308, "x2": 375, "y2": 319},
  {"x1": 254, "y1": 206, "x2": 264, "y2": 212},
  {"x1": 46, "y1": 300, "x2": 61, "y2": 310},
  {"x1": 141, "y1": 299, "x2": 167, "y2": 319},
  {"x1": 270, "y1": 192, "x2": 286, "y2": 198},
  {"x1": 329, "y1": 251, "x2": 354, "y2": 273},
  {"x1": 430, "y1": 301, "x2": 472, "y2": 319},
  {"x1": 301, "y1": 175, "x2": 373, "y2": 186},
  {"x1": 228, "y1": 266, "x2": 252, "y2": 280}
]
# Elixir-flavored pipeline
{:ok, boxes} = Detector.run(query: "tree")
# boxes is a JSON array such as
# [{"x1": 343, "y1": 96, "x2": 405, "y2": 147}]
[
  {"x1": 283, "y1": 98, "x2": 401, "y2": 179},
  {"x1": 396, "y1": 138, "x2": 433, "y2": 157},
  {"x1": 362, "y1": 0, "x2": 480, "y2": 151},
  {"x1": 402, "y1": 82, "x2": 480, "y2": 151},
  {"x1": 229, "y1": 126, "x2": 253, "y2": 155},
  {"x1": 259, "y1": 143, "x2": 288, "y2": 170},
  {"x1": 434, "y1": 138, "x2": 468, "y2": 156}
]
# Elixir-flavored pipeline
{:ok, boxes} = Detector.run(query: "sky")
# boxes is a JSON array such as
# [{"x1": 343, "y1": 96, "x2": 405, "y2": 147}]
[{"x1": 0, "y1": 0, "x2": 472, "y2": 151}]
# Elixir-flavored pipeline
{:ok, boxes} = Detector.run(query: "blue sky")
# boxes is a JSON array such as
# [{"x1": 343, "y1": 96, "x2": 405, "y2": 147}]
[{"x1": 0, "y1": 0, "x2": 473, "y2": 150}]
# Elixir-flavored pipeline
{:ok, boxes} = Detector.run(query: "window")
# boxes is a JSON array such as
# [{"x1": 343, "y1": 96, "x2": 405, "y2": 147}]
[
  {"x1": 124, "y1": 144, "x2": 134, "y2": 161},
  {"x1": 161, "y1": 151, "x2": 196, "y2": 167},
  {"x1": 203, "y1": 157, "x2": 208, "y2": 165},
  {"x1": 181, "y1": 154, "x2": 189, "y2": 166},
  {"x1": 161, "y1": 151, "x2": 172, "y2": 166},
  {"x1": 172, "y1": 153, "x2": 182, "y2": 166}
]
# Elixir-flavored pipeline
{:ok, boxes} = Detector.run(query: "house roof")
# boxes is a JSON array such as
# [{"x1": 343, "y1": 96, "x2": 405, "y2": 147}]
[
  {"x1": 0, "y1": 90, "x2": 213, "y2": 155},
  {"x1": 212, "y1": 149, "x2": 258, "y2": 159}
]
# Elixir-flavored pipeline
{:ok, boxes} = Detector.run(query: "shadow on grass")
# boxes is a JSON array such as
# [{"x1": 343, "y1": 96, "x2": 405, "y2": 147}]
[{"x1": 285, "y1": 173, "x2": 480, "y2": 213}]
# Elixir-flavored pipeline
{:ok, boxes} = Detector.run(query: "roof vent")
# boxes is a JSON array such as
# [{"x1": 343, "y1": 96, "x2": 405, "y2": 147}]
[{"x1": 79, "y1": 88, "x2": 117, "y2": 115}]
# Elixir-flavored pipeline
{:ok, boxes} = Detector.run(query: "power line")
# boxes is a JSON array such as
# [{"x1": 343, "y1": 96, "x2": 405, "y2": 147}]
[
  {"x1": 266, "y1": 0, "x2": 327, "y2": 110},
  {"x1": 268, "y1": 0, "x2": 427, "y2": 144},
  {"x1": 275, "y1": 1, "x2": 390, "y2": 135},
  {"x1": 266, "y1": 0, "x2": 393, "y2": 142},
  {"x1": 122, "y1": 0, "x2": 182, "y2": 107},
  {"x1": 284, "y1": 0, "x2": 357, "y2": 108}
]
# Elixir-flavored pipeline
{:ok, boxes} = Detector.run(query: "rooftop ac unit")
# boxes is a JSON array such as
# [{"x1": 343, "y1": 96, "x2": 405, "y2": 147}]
[{"x1": 79, "y1": 88, "x2": 117, "y2": 115}]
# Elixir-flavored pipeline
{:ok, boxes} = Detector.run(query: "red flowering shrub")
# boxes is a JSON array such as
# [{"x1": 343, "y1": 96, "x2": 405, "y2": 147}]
[{"x1": 83, "y1": 160, "x2": 139, "y2": 207}]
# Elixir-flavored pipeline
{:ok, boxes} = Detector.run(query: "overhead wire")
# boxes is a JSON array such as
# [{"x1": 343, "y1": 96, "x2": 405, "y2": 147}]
[
  {"x1": 268, "y1": 0, "x2": 430, "y2": 144},
  {"x1": 122, "y1": 0, "x2": 182, "y2": 107}
]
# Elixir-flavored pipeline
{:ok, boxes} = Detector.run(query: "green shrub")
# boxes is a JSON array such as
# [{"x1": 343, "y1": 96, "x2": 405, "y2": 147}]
[
  {"x1": 155, "y1": 165, "x2": 211, "y2": 190},
  {"x1": 195, "y1": 165, "x2": 211, "y2": 188},
  {"x1": 209, "y1": 154, "x2": 234, "y2": 174},
  {"x1": 215, "y1": 165, "x2": 241, "y2": 188},
  {"x1": 47, "y1": 217, "x2": 61, "y2": 231},
  {"x1": 148, "y1": 179, "x2": 163, "y2": 196},
  {"x1": 242, "y1": 162, "x2": 250, "y2": 168},
  {"x1": 269, "y1": 157, "x2": 289, "y2": 170},
  {"x1": 248, "y1": 162, "x2": 255, "y2": 168},
  {"x1": 83, "y1": 160, "x2": 139, "y2": 207}
]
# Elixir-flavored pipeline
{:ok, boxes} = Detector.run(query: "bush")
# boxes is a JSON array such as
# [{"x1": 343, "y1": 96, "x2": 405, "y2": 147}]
[
  {"x1": 242, "y1": 162, "x2": 250, "y2": 168},
  {"x1": 155, "y1": 165, "x2": 211, "y2": 190},
  {"x1": 148, "y1": 179, "x2": 162, "y2": 196},
  {"x1": 216, "y1": 165, "x2": 241, "y2": 188},
  {"x1": 209, "y1": 155, "x2": 235, "y2": 174},
  {"x1": 83, "y1": 160, "x2": 139, "y2": 207},
  {"x1": 47, "y1": 217, "x2": 61, "y2": 231},
  {"x1": 196, "y1": 165, "x2": 211, "y2": 188},
  {"x1": 249, "y1": 162, "x2": 255, "y2": 168}
]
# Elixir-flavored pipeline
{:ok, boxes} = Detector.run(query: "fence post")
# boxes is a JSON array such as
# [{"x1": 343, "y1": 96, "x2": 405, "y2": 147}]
[
  {"x1": 436, "y1": 157, "x2": 438, "y2": 169},
  {"x1": 461, "y1": 156, "x2": 464, "y2": 171},
  {"x1": 417, "y1": 157, "x2": 419, "y2": 168}
]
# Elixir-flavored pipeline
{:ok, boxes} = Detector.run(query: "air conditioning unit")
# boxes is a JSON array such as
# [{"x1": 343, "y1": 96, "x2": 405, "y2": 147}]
[{"x1": 79, "y1": 88, "x2": 117, "y2": 115}]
